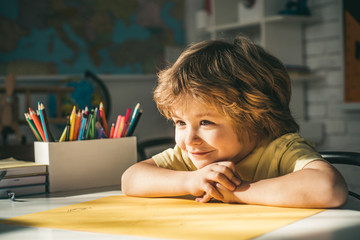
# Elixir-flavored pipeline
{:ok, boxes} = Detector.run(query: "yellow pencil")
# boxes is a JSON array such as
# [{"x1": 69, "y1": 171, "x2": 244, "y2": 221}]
[
  {"x1": 69, "y1": 106, "x2": 76, "y2": 141},
  {"x1": 59, "y1": 126, "x2": 67, "y2": 142},
  {"x1": 117, "y1": 116, "x2": 125, "y2": 138}
]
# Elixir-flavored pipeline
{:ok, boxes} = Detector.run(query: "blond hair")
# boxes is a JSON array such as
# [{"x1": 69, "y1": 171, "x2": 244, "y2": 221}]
[{"x1": 154, "y1": 36, "x2": 299, "y2": 143}]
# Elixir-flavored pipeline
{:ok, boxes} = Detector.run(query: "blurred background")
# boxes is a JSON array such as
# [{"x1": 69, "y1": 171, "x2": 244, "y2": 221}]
[{"x1": 0, "y1": 0, "x2": 359, "y2": 158}]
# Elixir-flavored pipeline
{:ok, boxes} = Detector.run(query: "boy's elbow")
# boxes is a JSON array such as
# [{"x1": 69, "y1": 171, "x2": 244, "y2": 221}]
[
  {"x1": 318, "y1": 174, "x2": 348, "y2": 208},
  {"x1": 121, "y1": 169, "x2": 132, "y2": 196},
  {"x1": 321, "y1": 189, "x2": 347, "y2": 208}
]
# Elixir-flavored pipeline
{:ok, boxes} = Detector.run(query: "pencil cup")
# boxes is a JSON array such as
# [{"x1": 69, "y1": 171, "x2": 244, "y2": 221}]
[{"x1": 34, "y1": 137, "x2": 137, "y2": 192}]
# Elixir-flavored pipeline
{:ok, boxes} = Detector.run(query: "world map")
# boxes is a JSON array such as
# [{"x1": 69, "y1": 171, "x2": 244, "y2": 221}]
[{"x1": 0, "y1": 0, "x2": 185, "y2": 75}]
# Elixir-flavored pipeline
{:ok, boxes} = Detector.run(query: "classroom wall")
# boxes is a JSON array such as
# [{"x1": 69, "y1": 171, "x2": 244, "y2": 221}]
[{"x1": 305, "y1": 0, "x2": 360, "y2": 152}]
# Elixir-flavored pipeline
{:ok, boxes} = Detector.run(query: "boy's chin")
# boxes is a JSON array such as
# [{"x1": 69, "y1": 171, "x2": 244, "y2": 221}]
[{"x1": 191, "y1": 159, "x2": 216, "y2": 169}]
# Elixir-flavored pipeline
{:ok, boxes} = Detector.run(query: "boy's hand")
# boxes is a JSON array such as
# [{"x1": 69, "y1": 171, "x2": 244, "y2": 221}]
[
  {"x1": 187, "y1": 161, "x2": 241, "y2": 203},
  {"x1": 212, "y1": 182, "x2": 246, "y2": 203}
]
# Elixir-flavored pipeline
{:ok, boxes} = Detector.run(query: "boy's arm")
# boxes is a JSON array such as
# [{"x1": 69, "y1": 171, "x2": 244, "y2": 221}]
[
  {"x1": 212, "y1": 160, "x2": 348, "y2": 208},
  {"x1": 121, "y1": 159, "x2": 241, "y2": 199},
  {"x1": 121, "y1": 159, "x2": 191, "y2": 197}
]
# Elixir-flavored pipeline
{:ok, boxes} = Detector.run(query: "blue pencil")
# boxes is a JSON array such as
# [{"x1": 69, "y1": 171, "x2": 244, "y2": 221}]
[
  {"x1": 126, "y1": 103, "x2": 141, "y2": 137},
  {"x1": 78, "y1": 111, "x2": 87, "y2": 141},
  {"x1": 38, "y1": 102, "x2": 49, "y2": 142}
]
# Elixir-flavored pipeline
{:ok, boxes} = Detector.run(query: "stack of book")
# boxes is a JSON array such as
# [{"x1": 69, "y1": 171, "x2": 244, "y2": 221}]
[{"x1": 0, "y1": 157, "x2": 48, "y2": 198}]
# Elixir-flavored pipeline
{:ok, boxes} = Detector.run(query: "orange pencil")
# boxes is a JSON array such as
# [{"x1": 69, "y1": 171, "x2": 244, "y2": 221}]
[
  {"x1": 109, "y1": 123, "x2": 115, "y2": 138},
  {"x1": 73, "y1": 109, "x2": 82, "y2": 140},
  {"x1": 29, "y1": 109, "x2": 46, "y2": 142}
]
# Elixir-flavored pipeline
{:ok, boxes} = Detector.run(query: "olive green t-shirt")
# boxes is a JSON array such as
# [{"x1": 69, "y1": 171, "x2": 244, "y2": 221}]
[{"x1": 152, "y1": 133, "x2": 323, "y2": 182}]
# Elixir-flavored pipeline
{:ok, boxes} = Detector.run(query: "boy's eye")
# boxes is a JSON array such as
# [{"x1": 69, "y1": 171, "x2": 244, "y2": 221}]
[
  {"x1": 174, "y1": 120, "x2": 186, "y2": 126},
  {"x1": 200, "y1": 120, "x2": 213, "y2": 126}
]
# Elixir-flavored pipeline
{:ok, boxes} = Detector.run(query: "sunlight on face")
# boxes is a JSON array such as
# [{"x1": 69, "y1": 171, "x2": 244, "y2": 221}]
[{"x1": 172, "y1": 98, "x2": 255, "y2": 169}]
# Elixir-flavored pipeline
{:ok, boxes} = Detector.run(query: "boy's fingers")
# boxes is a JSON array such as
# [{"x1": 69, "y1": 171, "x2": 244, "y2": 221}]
[
  {"x1": 231, "y1": 174, "x2": 242, "y2": 186},
  {"x1": 203, "y1": 183, "x2": 223, "y2": 200},
  {"x1": 209, "y1": 164, "x2": 241, "y2": 188},
  {"x1": 210, "y1": 171, "x2": 236, "y2": 191},
  {"x1": 196, "y1": 193, "x2": 212, "y2": 203}
]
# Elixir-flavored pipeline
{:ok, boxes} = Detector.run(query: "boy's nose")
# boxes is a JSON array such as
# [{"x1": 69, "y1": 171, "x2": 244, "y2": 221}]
[{"x1": 184, "y1": 129, "x2": 202, "y2": 146}]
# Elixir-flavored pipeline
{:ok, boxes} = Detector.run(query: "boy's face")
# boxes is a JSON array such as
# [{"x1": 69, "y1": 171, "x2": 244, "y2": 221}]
[{"x1": 172, "y1": 99, "x2": 255, "y2": 169}]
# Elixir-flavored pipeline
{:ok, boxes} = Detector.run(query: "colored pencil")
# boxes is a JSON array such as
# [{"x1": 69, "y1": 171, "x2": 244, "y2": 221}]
[
  {"x1": 126, "y1": 103, "x2": 141, "y2": 136},
  {"x1": 24, "y1": 113, "x2": 41, "y2": 141},
  {"x1": 121, "y1": 108, "x2": 132, "y2": 137},
  {"x1": 84, "y1": 111, "x2": 93, "y2": 140},
  {"x1": 89, "y1": 110, "x2": 96, "y2": 139},
  {"x1": 78, "y1": 111, "x2": 87, "y2": 141},
  {"x1": 59, "y1": 127, "x2": 67, "y2": 142},
  {"x1": 24, "y1": 101, "x2": 143, "y2": 142},
  {"x1": 100, "y1": 102, "x2": 109, "y2": 137},
  {"x1": 95, "y1": 107, "x2": 99, "y2": 122},
  {"x1": 117, "y1": 116, "x2": 125, "y2": 138},
  {"x1": 65, "y1": 115, "x2": 71, "y2": 141},
  {"x1": 124, "y1": 108, "x2": 132, "y2": 123},
  {"x1": 109, "y1": 123, "x2": 115, "y2": 138},
  {"x1": 39, "y1": 103, "x2": 54, "y2": 142},
  {"x1": 127, "y1": 108, "x2": 142, "y2": 136},
  {"x1": 95, "y1": 122, "x2": 106, "y2": 139},
  {"x1": 29, "y1": 108, "x2": 46, "y2": 142},
  {"x1": 113, "y1": 115, "x2": 121, "y2": 138},
  {"x1": 38, "y1": 102, "x2": 49, "y2": 142},
  {"x1": 73, "y1": 109, "x2": 82, "y2": 140},
  {"x1": 69, "y1": 106, "x2": 76, "y2": 141}
]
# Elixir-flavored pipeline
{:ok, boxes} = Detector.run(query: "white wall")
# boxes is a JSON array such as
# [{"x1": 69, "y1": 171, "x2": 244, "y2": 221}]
[{"x1": 305, "y1": 0, "x2": 360, "y2": 152}]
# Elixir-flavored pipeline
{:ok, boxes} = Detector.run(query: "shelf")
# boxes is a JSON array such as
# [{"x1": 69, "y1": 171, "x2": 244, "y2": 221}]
[
  {"x1": 208, "y1": 21, "x2": 260, "y2": 32},
  {"x1": 264, "y1": 15, "x2": 320, "y2": 24},
  {"x1": 340, "y1": 103, "x2": 360, "y2": 111},
  {"x1": 207, "y1": 15, "x2": 318, "y2": 33}
]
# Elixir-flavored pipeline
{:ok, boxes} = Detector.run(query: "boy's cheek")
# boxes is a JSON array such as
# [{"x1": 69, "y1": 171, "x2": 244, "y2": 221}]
[
  {"x1": 175, "y1": 133, "x2": 185, "y2": 149},
  {"x1": 174, "y1": 131, "x2": 181, "y2": 143}
]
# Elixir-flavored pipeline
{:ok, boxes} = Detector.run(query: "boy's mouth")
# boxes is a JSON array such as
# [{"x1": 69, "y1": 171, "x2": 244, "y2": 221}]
[{"x1": 188, "y1": 150, "x2": 214, "y2": 157}]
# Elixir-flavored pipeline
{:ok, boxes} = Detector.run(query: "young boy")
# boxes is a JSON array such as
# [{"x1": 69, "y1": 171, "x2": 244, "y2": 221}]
[{"x1": 122, "y1": 36, "x2": 348, "y2": 208}]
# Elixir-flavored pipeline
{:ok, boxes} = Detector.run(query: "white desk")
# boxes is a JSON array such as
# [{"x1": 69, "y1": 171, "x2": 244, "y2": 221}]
[{"x1": 1, "y1": 187, "x2": 360, "y2": 240}]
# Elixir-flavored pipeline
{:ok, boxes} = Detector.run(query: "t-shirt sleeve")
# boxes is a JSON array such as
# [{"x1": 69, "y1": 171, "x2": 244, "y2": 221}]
[
  {"x1": 152, "y1": 145, "x2": 197, "y2": 171},
  {"x1": 280, "y1": 136, "x2": 324, "y2": 175}
]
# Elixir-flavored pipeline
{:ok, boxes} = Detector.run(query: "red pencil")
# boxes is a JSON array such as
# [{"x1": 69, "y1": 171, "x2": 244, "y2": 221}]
[{"x1": 29, "y1": 109, "x2": 46, "y2": 142}]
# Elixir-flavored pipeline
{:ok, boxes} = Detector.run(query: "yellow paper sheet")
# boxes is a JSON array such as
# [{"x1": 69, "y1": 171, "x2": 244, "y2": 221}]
[{"x1": 1, "y1": 196, "x2": 323, "y2": 240}]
